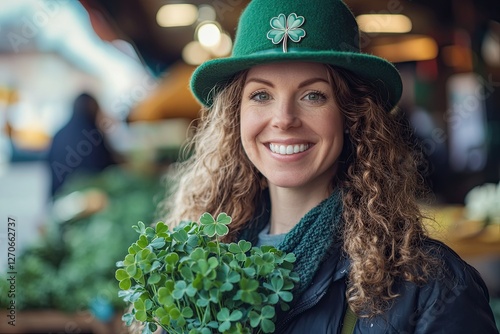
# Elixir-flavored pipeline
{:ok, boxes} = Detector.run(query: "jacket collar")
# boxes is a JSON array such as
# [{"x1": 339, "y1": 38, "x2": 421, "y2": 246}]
[{"x1": 274, "y1": 241, "x2": 349, "y2": 332}]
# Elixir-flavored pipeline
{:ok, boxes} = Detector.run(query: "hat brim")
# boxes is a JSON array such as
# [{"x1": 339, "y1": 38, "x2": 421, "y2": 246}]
[{"x1": 190, "y1": 51, "x2": 402, "y2": 110}]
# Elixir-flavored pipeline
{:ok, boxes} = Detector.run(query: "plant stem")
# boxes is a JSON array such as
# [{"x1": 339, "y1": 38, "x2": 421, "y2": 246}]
[{"x1": 216, "y1": 235, "x2": 221, "y2": 258}]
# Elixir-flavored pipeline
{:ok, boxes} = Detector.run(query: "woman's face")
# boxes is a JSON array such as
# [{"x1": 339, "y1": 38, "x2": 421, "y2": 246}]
[{"x1": 240, "y1": 62, "x2": 344, "y2": 191}]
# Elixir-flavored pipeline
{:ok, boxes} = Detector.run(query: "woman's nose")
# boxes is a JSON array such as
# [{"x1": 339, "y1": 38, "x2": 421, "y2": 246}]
[{"x1": 271, "y1": 100, "x2": 301, "y2": 130}]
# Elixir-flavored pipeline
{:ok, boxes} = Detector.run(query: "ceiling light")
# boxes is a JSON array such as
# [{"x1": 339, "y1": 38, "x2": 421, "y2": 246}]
[
  {"x1": 368, "y1": 35, "x2": 438, "y2": 63},
  {"x1": 198, "y1": 5, "x2": 216, "y2": 22},
  {"x1": 356, "y1": 14, "x2": 412, "y2": 33},
  {"x1": 182, "y1": 41, "x2": 211, "y2": 65},
  {"x1": 157, "y1": 4, "x2": 198, "y2": 28},
  {"x1": 196, "y1": 22, "x2": 221, "y2": 48},
  {"x1": 209, "y1": 32, "x2": 233, "y2": 57}
]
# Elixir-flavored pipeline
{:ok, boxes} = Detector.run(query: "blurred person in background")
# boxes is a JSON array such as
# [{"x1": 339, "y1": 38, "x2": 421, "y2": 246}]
[{"x1": 46, "y1": 92, "x2": 119, "y2": 198}]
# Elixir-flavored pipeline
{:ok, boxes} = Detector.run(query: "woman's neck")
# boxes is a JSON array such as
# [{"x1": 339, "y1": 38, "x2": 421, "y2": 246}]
[{"x1": 268, "y1": 185, "x2": 331, "y2": 235}]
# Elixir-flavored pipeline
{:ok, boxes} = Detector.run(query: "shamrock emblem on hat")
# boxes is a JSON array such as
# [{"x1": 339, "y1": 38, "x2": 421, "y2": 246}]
[{"x1": 267, "y1": 13, "x2": 306, "y2": 53}]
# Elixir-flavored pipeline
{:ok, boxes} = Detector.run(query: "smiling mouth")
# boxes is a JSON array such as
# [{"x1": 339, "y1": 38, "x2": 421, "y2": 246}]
[{"x1": 269, "y1": 143, "x2": 311, "y2": 155}]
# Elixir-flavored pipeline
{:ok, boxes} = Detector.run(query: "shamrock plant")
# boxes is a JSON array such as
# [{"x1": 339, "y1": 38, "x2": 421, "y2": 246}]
[
  {"x1": 267, "y1": 13, "x2": 306, "y2": 52},
  {"x1": 200, "y1": 212, "x2": 231, "y2": 237},
  {"x1": 116, "y1": 213, "x2": 298, "y2": 334}
]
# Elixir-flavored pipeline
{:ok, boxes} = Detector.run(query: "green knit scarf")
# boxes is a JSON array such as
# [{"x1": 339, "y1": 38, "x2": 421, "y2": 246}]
[{"x1": 239, "y1": 188, "x2": 344, "y2": 296}]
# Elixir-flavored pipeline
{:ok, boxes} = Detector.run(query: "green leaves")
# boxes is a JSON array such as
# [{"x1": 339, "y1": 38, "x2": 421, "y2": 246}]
[
  {"x1": 200, "y1": 212, "x2": 232, "y2": 237},
  {"x1": 172, "y1": 281, "x2": 197, "y2": 299},
  {"x1": 263, "y1": 276, "x2": 293, "y2": 304},
  {"x1": 249, "y1": 305, "x2": 276, "y2": 333},
  {"x1": 236, "y1": 277, "x2": 262, "y2": 305},
  {"x1": 116, "y1": 213, "x2": 298, "y2": 333},
  {"x1": 228, "y1": 240, "x2": 252, "y2": 261},
  {"x1": 217, "y1": 308, "x2": 243, "y2": 332},
  {"x1": 115, "y1": 268, "x2": 131, "y2": 290}
]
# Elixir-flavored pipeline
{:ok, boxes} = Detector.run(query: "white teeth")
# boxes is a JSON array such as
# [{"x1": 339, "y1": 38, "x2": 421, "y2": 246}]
[{"x1": 269, "y1": 143, "x2": 309, "y2": 155}]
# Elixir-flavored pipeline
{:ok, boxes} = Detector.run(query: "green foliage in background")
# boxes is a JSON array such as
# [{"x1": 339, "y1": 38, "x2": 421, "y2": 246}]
[
  {"x1": 116, "y1": 213, "x2": 298, "y2": 334},
  {"x1": 0, "y1": 166, "x2": 162, "y2": 315}
]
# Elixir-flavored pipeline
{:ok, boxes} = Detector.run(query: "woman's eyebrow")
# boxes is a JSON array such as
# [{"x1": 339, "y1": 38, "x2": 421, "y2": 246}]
[
  {"x1": 297, "y1": 78, "x2": 329, "y2": 88},
  {"x1": 245, "y1": 78, "x2": 274, "y2": 87}
]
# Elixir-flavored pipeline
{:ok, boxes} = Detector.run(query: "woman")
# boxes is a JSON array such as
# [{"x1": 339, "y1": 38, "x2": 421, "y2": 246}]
[{"x1": 164, "y1": 0, "x2": 499, "y2": 332}]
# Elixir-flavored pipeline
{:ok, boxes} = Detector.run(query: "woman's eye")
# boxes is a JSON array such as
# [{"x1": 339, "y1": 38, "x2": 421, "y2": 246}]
[
  {"x1": 250, "y1": 91, "x2": 270, "y2": 101},
  {"x1": 304, "y1": 91, "x2": 326, "y2": 101}
]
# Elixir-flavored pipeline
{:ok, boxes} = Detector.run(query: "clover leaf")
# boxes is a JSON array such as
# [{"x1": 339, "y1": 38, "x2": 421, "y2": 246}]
[
  {"x1": 255, "y1": 252, "x2": 276, "y2": 276},
  {"x1": 155, "y1": 306, "x2": 171, "y2": 326},
  {"x1": 229, "y1": 240, "x2": 252, "y2": 261},
  {"x1": 158, "y1": 286, "x2": 174, "y2": 305},
  {"x1": 122, "y1": 312, "x2": 134, "y2": 326},
  {"x1": 249, "y1": 305, "x2": 276, "y2": 333},
  {"x1": 133, "y1": 299, "x2": 148, "y2": 322},
  {"x1": 217, "y1": 308, "x2": 243, "y2": 332},
  {"x1": 115, "y1": 268, "x2": 131, "y2": 290},
  {"x1": 172, "y1": 281, "x2": 197, "y2": 300},
  {"x1": 154, "y1": 221, "x2": 169, "y2": 235},
  {"x1": 263, "y1": 276, "x2": 293, "y2": 304},
  {"x1": 200, "y1": 212, "x2": 231, "y2": 237},
  {"x1": 217, "y1": 263, "x2": 240, "y2": 293},
  {"x1": 236, "y1": 277, "x2": 262, "y2": 305},
  {"x1": 267, "y1": 13, "x2": 306, "y2": 52}
]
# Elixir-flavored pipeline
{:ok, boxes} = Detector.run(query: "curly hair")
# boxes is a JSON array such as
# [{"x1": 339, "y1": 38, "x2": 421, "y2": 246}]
[
  {"x1": 163, "y1": 71, "x2": 263, "y2": 242},
  {"x1": 329, "y1": 67, "x2": 435, "y2": 316},
  {"x1": 162, "y1": 65, "x2": 435, "y2": 317}
]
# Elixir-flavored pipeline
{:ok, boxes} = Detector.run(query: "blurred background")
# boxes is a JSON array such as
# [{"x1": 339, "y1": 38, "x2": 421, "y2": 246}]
[{"x1": 0, "y1": 0, "x2": 498, "y2": 332}]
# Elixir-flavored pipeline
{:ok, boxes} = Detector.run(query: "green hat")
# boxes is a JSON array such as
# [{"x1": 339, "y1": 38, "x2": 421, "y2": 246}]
[{"x1": 190, "y1": 0, "x2": 402, "y2": 110}]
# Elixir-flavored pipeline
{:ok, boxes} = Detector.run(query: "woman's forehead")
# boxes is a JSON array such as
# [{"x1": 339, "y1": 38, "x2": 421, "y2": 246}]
[{"x1": 245, "y1": 62, "x2": 330, "y2": 83}]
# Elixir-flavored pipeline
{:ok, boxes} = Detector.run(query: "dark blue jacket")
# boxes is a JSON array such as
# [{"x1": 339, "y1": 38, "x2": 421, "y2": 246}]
[{"x1": 274, "y1": 238, "x2": 498, "y2": 333}]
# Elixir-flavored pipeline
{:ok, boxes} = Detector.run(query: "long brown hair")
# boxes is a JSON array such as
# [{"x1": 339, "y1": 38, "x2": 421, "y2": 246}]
[
  {"x1": 330, "y1": 67, "x2": 434, "y2": 316},
  {"x1": 162, "y1": 65, "x2": 434, "y2": 316},
  {"x1": 163, "y1": 71, "x2": 262, "y2": 242}
]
